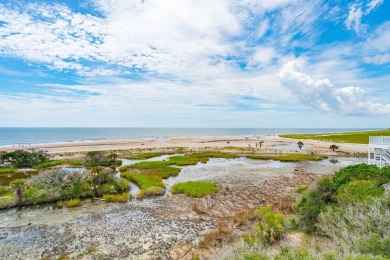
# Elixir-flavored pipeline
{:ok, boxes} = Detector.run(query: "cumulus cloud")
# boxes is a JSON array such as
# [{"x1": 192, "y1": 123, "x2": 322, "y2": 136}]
[{"x1": 279, "y1": 60, "x2": 390, "y2": 115}]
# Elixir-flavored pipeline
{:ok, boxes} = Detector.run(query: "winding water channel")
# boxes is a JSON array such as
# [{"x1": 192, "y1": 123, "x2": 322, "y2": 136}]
[{"x1": 0, "y1": 156, "x2": 365, "y2": 259}]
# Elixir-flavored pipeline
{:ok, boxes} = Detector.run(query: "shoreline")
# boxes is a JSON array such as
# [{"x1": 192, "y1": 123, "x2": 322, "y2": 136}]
[{"x1": 0, "y1": 135, "x2": 368, "y2": 154}]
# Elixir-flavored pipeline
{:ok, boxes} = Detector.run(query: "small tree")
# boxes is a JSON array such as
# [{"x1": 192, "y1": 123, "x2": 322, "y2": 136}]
[
  {"x1": 259, "y1": 141, "x2": 264, "y2": 149},
  {"x1": 297, "y1": 141, "x2": 304, "y2": 150},
  {"x1": 329, "y1": 144, "x2": 339, "y2": 152},
  {"x1": 11, "y1": 179, "x2": 26, "y2": 206}
]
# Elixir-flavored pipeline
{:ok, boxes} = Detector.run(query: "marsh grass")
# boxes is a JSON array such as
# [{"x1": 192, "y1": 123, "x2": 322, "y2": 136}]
[
  {"x1": 280, "y1": 129, "x2": 390, "y2": 144},
  {"x1": 248, "y1": 154, "x2": 327, "y2": 162},
  {"x1": 171, "y1": 181, "x2": 218, "y2": 198},
  {"x1": 0, "y1": 167, "x2": 17, "y2": 173},
  {"x1": 123, "y1": 152, "x2": 170, "y2": 160},
  {"x1": 103, "y1": 192, "x2": 128, "y2": 203},
  {"x1": 32, "y1": 160, "x2": 65, "y2": 169},
  {"x1": 57, "y1": 199, "x2": 82, "y2": 207}
]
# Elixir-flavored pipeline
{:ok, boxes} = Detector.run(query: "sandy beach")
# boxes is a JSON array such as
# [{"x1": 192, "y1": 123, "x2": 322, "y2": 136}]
[{"x1": 0, "y1": 135, "x2": 368, "y2": 155}]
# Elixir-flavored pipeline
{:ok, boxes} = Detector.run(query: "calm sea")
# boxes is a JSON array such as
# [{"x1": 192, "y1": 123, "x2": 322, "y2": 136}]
[{"x1": 0, "y1": 128, "x2": 378, "y2": 146}]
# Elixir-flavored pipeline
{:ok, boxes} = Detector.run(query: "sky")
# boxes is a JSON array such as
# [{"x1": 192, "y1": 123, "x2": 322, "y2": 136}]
[{"x1": 0, "y1": 0, "x2": 389, "y2": 128}]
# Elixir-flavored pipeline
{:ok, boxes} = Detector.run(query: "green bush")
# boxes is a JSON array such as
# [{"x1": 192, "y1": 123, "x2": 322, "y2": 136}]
[
  {"x1": 318, "y1": 195, "x2": 390, "y2": 257},
  {"x1": 60, "y1": 182, "x2": 93, "y2": 200},
  {"x1": 1, "y1": 150, "x2": 48, "y2": 167},
  {"x1": 171, "y1": 181, "x2": 218, "y2": 198},
  {"x1": 337, "y1": 180, "x2": 384, "y2": 203},
  {"x1": 333, "y1": 164, "x2": 390, "y2": 188},
  {"x1": 23, "y1": 186, "x2": 60, "y2": 204},
  {"x1": 293, "y1": 178, "x2": 337, "y2": 232},
  {"x1": 0, "y1": 185, "x2": 8, "y2": 195},
  {"x1": 254, "y1": 206, "x2": 286, "y2": 244}
]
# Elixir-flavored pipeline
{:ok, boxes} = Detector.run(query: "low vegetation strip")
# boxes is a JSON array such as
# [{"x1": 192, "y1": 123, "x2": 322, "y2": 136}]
[
  {"x1": 123, "y1": 152, "x2": 167, "y2": 160},
  {"x1": 0, "y1": 167, "x2": 17, "y2": 173},
  {"x1": 280, "y1": 129, "x2": 390, "y2": 144},
  {"x1": 32, "y1": 160, "x2": 65, "y2": 169},
  {"x1": 171, "y1": 181, "x2": 218, "y2": 198},
  {"x1": 248, "y1": 154, "x2": 327, "y2": 162}
]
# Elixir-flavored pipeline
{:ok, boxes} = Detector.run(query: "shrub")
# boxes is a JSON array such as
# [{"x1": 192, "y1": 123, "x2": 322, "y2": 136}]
[
  {"x1": 171, "y1": 181, "x2": 218, "y2": 198},
  {"x1": 254, "y1": 205, "x2": 286, "y2": 245},
  {"x1": 0, "y1": 185, "x2": 8, "y2": 195},
  {"x1": 318, "y1": 194, "x2": 390, "y2": 257},
  {"x1": 333, "y1": 164, "x2": 390, "y2": 188},
  {"x1": 293, "y1": 178, "x2": 337, "y2": 232},
  {"x1": 23, "y1": 186, "x2": 60, "y2": 204},
  {"x1": 28, "y1": 169, "x2": 86, "y2": 189},
  {"x1": 337, "y1": 180, "x2": 384, "y2": 203},
  {"x1": 294, "y1": 185, "x2": 309, "y2": 194},
  {"x1": 103, "y1": 192, "x2": 128, "y2": 203},
  {"x1": 60, "y1": 182, "x2": 93, "y2": 200},
  {"x1": 1, "y1": 150, "x2": 49, "y2": 167}
]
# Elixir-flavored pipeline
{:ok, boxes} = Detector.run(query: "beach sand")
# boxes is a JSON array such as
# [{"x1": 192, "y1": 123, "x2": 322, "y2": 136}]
[{"x1": 0, "y1": 135, "x2": 367, "y2": 154}]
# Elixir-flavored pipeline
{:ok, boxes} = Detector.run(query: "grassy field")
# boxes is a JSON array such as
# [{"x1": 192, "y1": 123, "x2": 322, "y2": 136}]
[
  {"x1": 123, "y1": 152, "x2": 168, "y2": 160},
  {"x1": 280, "y1": 129, "x2": 390, "y2": 144},
  {"x1": 248, "y1": 154, "x2": 328, "y2": 162},
  {"x1": 32, "y1": 160, "x2": 65, "y2": 169},
  {"x1": 171, "y1": 181, "x2": 218, "y2": 198}
]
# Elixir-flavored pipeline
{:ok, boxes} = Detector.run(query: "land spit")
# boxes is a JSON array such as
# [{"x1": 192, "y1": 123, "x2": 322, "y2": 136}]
[{"x1": 0, "y1": 157, "x2": 365, "y2": 259}]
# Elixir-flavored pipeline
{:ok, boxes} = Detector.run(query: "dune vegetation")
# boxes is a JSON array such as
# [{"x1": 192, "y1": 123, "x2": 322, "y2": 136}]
[
  {"x1": 280, "y1": 129, "x2": 390, "y2": 144},
  {"x1": 230, "y1": 164, "x2": 390, "y2": 259}
]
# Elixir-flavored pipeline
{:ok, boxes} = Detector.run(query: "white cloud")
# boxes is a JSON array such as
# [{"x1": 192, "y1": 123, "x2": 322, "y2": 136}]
[
  {"x1": 345, "y1": 0, "x2": 384, "y2": 34},
  {"x1": 279, "y1": 60, "x2": 390, "y2": 115},
  {"x1": 366, "y1": 0, "x2": 383, "y2": 13},
  {"x1": 345, "y1": 4, "x2": 364, "y2": 33}
]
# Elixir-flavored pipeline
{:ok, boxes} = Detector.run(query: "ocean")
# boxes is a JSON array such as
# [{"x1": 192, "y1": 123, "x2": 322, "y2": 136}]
[{"x1": 0, "y1": 128, "x2": 377, "y2": 147}]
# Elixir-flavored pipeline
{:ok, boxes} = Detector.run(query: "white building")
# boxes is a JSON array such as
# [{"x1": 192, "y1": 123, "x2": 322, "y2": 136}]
[{"x1": 368, "y1": 136, "x2": 390, "y2": 168}]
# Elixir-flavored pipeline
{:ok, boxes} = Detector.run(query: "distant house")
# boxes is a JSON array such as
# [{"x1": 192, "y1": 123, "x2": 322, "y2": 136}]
[{"x1": 368, "y1": 136, "x2": 390, "y2": 168}]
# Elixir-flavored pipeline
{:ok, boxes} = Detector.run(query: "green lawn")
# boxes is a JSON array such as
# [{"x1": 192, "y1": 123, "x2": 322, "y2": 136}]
[
  {"x1": 248, "y1": 154, "x2": 328, "y2": 162},
  {"x1": 171, "y1": 181, "x2": 218, "y2": 198},
  {"x1": 280, "y1": 130, "x2": 390, "y2": 144}
]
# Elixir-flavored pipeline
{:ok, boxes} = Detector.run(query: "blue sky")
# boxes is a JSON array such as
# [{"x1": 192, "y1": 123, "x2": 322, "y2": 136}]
[{"x1": 0, "y1": 0, "x2": 389, "y2": 127}]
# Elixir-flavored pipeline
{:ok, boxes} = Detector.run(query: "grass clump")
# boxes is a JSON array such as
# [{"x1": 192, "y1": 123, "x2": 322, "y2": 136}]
[
  {"x1": 171, "y1": 181, "x2": 218, "y2": 198},
  {"x1": 248, "y1": 154, "x2": 327, "y2": 162},
  {"x1": 0, "y1": 167, "x2": 17, "y2": 173},
  {"x1": 103, "y1": 192, "x2": 128, "y2": 203},
  {"x1": 32, "y1": 160, "x2": 65, "y2": 169},
  {"x1": 57, "y1": 199, "x2": 81, "y2": 207},
  {"x1": 280, "y1": 129, "x2": 390, "y2": 144}
]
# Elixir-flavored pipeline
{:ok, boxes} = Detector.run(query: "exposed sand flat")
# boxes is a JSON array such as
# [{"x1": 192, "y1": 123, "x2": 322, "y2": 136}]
[{"x1": 0, "y1": 135, "x2": 367, "y2": 154}]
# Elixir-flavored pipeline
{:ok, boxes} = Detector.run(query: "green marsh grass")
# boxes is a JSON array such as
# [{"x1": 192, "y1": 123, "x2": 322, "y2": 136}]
[
  {"x1": 123, "y1": 152, "x2": 169, "y2": 160},
  {"x1": 280, "y1": 129, "x2": 390, "y2": 144},
  {"x1": 103, "y1": 192, "x2": 128, "y2": 203},
  {"x1": 248, "y1": 154, "x2": 327, "y2": 162},
  {"x1": 171, "y1": 181, "x2": 218, "y2": 198},
  {"x1": 32, "y1": 160, "x2": 65, "y2": 169},
  {"x1": 57, "y1": 199, "x2": 82, "y2": 207},
  {"x1": 0, "y1": 167, "x2": 17, "y2": 173}
]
